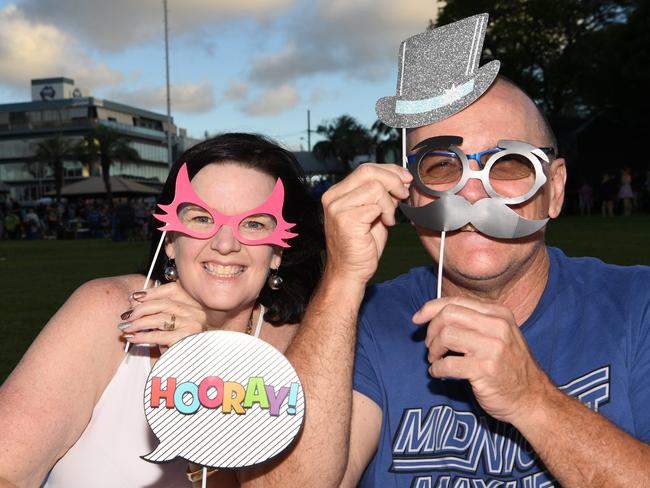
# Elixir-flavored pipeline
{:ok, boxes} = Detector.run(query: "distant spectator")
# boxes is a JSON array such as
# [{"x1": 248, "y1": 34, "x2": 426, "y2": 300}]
[
  {"x1": 133, "y1": 200, "x2": 150, "y2": 239},
  {"x1": 23, "y1": 208, "x2": 42, "y2": 239},
  {"x1": 578, "y1": 181, "x2": 593, "y2": 216},
  {"x1": 66, "y1": 201, "x2": 77, "y2": 220},
  {"x1": 311, "y1": 177, "x2": 333, "y2": 200},
  {"x1": 86, "y1": 205, "x2": 105, "y2": 238},
  {"x1": 112, "y1": 201, "x2": 135, "y2": 241},
  {"x1": 618, "y1": 167, "x2": 635, "y2": 216},
  {"x1": 4, "y1": 212, "x2": 21, "y2": 239},
  {"x1": 600, "y1": 172, "x2": 617, "y2": 217},
  {"x1": 45, "y1": 205, "x2": 60, "y2": 238},
  {"x1": 644, "y1": 169, "x2": 650, "y2": 212}
]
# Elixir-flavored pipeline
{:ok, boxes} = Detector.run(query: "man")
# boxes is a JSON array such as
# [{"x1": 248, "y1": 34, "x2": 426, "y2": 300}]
[
  {"x1": 23, "y1": 208, "x2": 42, "y2": 240},
  {"x1": 3, "y1": 211, "x2": 20, "y2": 239},
  {"x1": 270, "y1": 14, "x2": 650, "y2": 488}
]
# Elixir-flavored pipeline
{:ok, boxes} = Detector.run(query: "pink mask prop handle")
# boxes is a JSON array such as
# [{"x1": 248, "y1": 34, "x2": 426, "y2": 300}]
[{"x1": 124, "y1": 230, "x2": 167, "y2": 353}]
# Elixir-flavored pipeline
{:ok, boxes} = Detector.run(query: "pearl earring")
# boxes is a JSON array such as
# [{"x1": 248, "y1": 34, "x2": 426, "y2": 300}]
[
  {"x1": 163, "y1": 259, "x2": 178, "y2": 282},
  {"x1": 267, "y1": 268, "x2": 283, "y2": 290}
]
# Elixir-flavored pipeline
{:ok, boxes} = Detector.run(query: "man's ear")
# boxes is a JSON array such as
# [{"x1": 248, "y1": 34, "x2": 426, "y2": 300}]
[{"x1": 548, "y1": 158, "x2": 567, "y2": 219}]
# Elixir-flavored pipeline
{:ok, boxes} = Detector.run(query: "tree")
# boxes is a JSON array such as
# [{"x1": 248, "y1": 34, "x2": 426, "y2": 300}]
[
  {"x1": 313, "y1": 115, "x2": 373, "y2": 172},
  {"x1": 32, "y1": 135, "x2": 76, "y2": 201},
  {"x1": 437, "y1": 0, "x2": 635, "y2": 126},
  {"x1": 83, "y1": 125, "x2": 140, "y2": 206},
  {"x1": 575, "y1": 0, "x2": 650, "y2": 127},
  {"x1": 371, "y1": 120, "x2": 401, "y2": 163}
]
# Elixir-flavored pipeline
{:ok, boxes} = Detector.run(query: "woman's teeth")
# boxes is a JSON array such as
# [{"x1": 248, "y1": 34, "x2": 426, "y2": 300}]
[{"x1": 202, "y1": 263, "x2": 245, "y2": 277}]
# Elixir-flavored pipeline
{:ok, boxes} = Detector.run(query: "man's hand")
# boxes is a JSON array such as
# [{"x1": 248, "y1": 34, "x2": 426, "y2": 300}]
[
  {"x1": 321, "y1": 163, "x2": 412, "y2": 285},
  {"x1": 413, "y1": 296, "x2": 553, "y2": 424}
]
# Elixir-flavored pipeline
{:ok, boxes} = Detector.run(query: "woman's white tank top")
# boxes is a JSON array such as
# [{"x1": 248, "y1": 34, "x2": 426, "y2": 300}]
[{"x1": 43, "y1": 306, "x2": 265, "y2": 487}]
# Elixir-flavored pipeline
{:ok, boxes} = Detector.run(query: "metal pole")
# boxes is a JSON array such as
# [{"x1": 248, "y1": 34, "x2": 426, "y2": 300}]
[
  {"x1": 307, "y1": 109, "x2": 311, "y2": 152},
  {"x1": 164, "y1": 0, "x2": 173, "y2": 166}
]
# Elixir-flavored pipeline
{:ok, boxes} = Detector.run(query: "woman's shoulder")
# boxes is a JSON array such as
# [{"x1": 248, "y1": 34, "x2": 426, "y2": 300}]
[
  {"x1": 71, "y1": 274, "x2": 146, "y2": 306},
  {"x1": 34, "y1": 274, "x2": 146, "y2": 386},
  {"x1": 55, "y1": 274, "x2": 146, "y2": 340}
]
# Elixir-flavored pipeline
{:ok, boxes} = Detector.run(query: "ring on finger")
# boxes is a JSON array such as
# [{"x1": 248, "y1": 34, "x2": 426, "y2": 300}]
[{"x1": 163, "y1": 314, "x2": 176, "y2": 331}]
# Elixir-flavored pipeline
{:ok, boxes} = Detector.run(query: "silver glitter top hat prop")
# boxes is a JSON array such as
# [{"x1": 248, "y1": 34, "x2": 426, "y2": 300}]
[{"x1": 376, "y1": 13, "x2": 500, "y2": 129}]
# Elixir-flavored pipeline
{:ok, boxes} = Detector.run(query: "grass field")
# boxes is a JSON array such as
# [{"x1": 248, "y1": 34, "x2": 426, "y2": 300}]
[{"x1": 1, "y1": 214, "x2": 649, "y2": 383}]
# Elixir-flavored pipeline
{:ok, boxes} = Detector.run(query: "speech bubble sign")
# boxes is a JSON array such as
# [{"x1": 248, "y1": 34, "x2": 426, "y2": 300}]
[{"x1": 142, "y1": 330, "x2": 304, "y2": 468}]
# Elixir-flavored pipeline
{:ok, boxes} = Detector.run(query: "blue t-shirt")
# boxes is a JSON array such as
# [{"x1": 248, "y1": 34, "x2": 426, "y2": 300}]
[{"x1": 354, "y1": 247, "x2": 650, "y2": 487}]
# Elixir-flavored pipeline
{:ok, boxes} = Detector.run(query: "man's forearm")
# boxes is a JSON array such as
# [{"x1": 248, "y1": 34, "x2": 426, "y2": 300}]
[
  {"x1": 245, "y1": 268, "x2": 367, "y2": 486},
  {"x1": 516, "y1": 382, "x2": 650, "y2": 487}
]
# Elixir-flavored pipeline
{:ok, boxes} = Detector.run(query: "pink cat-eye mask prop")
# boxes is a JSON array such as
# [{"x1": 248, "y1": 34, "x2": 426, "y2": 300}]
[{"x1": 153, "y1": 163, "x2": 298, "y2": 247}]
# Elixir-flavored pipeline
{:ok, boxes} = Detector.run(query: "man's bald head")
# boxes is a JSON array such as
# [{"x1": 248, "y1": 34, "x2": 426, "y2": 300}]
[
  {"x1": 406, "y1": 76, "x2": 557, "y2": 154},
  {"x1": 491, "y1": 76, "x2": 557, "y2": 152}
]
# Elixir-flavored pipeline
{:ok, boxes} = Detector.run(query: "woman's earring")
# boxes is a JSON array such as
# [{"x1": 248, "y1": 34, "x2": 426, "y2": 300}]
[
  {"x1": 163, "y1": 259, "x2": 178, "y2": 282},
  {"x1": 267, "y1": 268, "x2": 283, "y2": 291}
]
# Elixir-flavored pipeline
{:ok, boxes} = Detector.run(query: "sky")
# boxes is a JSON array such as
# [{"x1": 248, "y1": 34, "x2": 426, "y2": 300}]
[{"x1": 0, "y1": 0, "x2": 441, "y2": 150}]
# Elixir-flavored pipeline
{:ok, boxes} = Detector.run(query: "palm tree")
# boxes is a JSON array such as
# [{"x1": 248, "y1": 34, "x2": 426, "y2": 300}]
[
  {"x1": 371, "y1": 120, "x2": 401, "y2": 163},
  {"x1": 32, "y1": 135, "x2": 76, "y2": 201},
  {"x1": 313, "y1": 115, "x2": 372, "y2": 172},
  {"x1": 84, "y1": 125, "x2": 140, "y2": 206}
]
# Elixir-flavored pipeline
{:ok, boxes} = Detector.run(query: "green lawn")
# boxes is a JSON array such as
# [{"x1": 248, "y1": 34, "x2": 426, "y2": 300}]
[{"x1": 1, "y1": 214, "x2": 649, "y2": 383}]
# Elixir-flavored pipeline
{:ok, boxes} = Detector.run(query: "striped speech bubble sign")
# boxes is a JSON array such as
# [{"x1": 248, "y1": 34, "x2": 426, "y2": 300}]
[{"x1": 142, "y1": 330, "x2": 304, "y2": 468}]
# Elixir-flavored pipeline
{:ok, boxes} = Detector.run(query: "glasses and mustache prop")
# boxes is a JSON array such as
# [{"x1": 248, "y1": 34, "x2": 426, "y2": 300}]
[{"x1": 399, "y1": 136, "x2": 554, "y2": 239}]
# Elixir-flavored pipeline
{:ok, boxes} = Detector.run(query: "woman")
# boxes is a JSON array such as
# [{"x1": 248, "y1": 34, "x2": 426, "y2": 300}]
[
  {"x1": 0, "y1": 133, "x2": 324, "y2": 487},
  {"x1": 618, "y1": 167, "x2": 635, "y2": 216}
]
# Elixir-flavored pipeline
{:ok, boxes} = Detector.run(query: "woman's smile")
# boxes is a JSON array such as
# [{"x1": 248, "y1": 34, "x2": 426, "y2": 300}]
[{"x1": 201, "y1": 261, "x2": 247, "y2": 279}]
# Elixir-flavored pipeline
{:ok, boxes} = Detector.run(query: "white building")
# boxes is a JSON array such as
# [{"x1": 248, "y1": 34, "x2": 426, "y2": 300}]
[{"x1": 0, "y1": 77, "x2": 181, "y2": 201}]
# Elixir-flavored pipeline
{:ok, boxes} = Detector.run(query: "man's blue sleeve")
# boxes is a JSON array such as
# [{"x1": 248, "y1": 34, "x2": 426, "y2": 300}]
[
  {"x1": 629, "y1": 272, "x2": 650, "y2": 443},
  {"x1": 353, "y1": 316, "x2": 383, "y2": 409}
]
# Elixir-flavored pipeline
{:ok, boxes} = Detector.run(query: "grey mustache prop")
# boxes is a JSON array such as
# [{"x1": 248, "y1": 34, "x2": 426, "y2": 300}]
[{"x1": 399, "y1": 194, "x2": 548, "y2": 239}]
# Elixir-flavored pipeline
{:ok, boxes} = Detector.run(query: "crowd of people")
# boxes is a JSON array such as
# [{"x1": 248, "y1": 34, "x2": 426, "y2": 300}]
[
  {"x1": 0, "y1": 179, "x2": 335, "y2": 242},
  {"x1": 576, "y1": 167, "x2": 650, "y2": 217},
  {"x1": 0, "y1": 199, "x2": 156, "y2": 241},
  {"x1": 2, "y1": 165, "x2": 648, "y2": 243}
]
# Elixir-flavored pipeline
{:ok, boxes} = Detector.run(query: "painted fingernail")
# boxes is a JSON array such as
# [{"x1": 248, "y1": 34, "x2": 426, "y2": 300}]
[
  {"x1": 120, "y1": 309, "x2": 133, "y2": 320},
  {"x1": 131, "y1": 291, "x2": 146, "y2": 301},
  {"x1": 123, "y1": 334, "x2": 134, "y2": 340},
  {"x1": 117, "y1": 322, "x2": 130, "y2": 330}
]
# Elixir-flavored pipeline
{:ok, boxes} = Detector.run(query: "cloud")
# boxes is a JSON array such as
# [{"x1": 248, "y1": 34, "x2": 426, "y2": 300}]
[
  {"x1": 19, "y1": 0, "x2": 298, "y2": 51},
  {"x1": 223, "y1": 80, "x2": 250, "y2": 102},
  {"x1": 0, "y1": 5, "x2": 123, "y2": 90},
  {"x1": 232, "y1": 0, "x2": 439, "y2": 116},
  {"x1": 221, "y1": 80, "x2": 300, "y2": 117},
  {"x1": 107, "y1": 81, "x2": 216, "y2": 113},
  {"x1": 249, "y1": 0, "x2": 437, "y2": 85},
  {"x1": 241, "y1": 84, "x2": 300, "y2": 116},
  {"x1": 309, "y1": 87, "x2": 338, "y2": 104},
  {"x1": 250, "y1": 42, "x2": 342, "y2": 85},
  {"x1": 2, "y1": 0, "x2": 444, "y2": 120}
]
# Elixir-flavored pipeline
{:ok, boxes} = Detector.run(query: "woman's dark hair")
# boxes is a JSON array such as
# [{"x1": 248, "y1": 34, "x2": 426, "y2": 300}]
[{"x1": 145, "y1": 133, "x2": 324, "y2": 325}]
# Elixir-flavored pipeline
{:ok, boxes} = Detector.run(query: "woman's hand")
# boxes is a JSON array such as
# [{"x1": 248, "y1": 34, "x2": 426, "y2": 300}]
[{"x1": 118, "y1": 281, "x2": 208, "y2": 350}]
